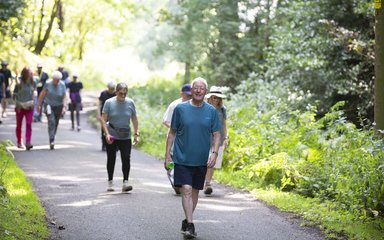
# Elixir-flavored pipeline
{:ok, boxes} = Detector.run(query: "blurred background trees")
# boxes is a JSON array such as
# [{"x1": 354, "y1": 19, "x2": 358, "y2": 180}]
[{"x1": 0, "y1": 0, "x2": 376, "y2": 124}]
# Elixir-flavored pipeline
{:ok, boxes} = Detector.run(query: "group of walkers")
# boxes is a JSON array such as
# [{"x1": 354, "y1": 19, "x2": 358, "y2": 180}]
[
  {"x1": 0, "y1": 61, "x2": 84, "y2": 150},
  {"x1": 2, "y1": 61, "x2": 227, "y2": 239},
  {"x1": 95, "y1": 77, "x2": 227, "y2": 239}
]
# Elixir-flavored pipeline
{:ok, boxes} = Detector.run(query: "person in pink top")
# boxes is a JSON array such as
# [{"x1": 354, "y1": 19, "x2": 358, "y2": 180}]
[{"x1": 13, "y1": 67, "x2": 37, "y2": 150}]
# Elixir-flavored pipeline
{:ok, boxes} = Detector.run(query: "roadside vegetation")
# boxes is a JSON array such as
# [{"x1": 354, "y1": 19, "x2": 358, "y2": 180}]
[
  {"x1": 132, "y1": 78, "x2": 384, "y2": 240},
  {"x1": 0, "y1": 141, "x2": 49, "y2": 240}
]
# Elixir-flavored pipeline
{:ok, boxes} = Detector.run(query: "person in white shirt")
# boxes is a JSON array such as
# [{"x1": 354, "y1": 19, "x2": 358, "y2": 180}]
[
  {"x1": 163, "y1": 84, "x2": 192, "y2": 195},
  {"x1": 163, "y1": 84, "x2": 192, "y2": 128}
]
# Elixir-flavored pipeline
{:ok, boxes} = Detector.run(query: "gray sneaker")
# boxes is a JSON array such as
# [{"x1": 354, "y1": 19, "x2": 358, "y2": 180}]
[
  {"x1": 122, "y1": 180, "x2": 132, "y2": 192},
  {"x1": 107, "y1": 180, "x2": 114, "y2": 192}
]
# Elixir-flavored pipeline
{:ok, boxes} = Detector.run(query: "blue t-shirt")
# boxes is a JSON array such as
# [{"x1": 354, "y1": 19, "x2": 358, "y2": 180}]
[
  {"x1": 171, "y1": 101, "x2": 221, "y2": 166},
  {"x1": 102, "y1": 96, "x2": 136, "y2": 140},
  {"x1": 43, "y1": 80, "x2": 67, "y2": 106},
  {"x1": 14, "y1": 81, "x2": 36, "y2": 102}
]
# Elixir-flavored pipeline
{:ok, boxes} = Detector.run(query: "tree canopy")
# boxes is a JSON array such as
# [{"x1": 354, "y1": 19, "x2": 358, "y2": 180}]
[{"x1": 0, "y1": 0, "x2": 377, "y2": 124}]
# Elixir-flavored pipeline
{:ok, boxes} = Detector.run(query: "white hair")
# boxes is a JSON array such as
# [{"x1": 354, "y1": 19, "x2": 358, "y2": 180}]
[
  {"x1": 191, "y1": 77, "x2": 208, "y2": 89},
  {"x1": 107, "y1": 80, "x2": 116, "y2": 89},
  {"x1": 51, "y1": 70, "x2": 63, "y2": 80}
]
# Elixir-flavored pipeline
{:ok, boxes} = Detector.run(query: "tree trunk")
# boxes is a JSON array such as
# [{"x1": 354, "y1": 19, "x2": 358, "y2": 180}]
[
  {"x1": 375, "y1": 3, "x2": 384, "y2": 130},
  {"x1": 184, "y1": 61, "x2": 191, "y2": 84},
  {"x1": 34, "y1": 0, "x2": 59, "y2": 54}
]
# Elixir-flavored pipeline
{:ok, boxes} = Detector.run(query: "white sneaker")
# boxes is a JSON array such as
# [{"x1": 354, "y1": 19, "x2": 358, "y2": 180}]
[
  {"x1": 107, "y1": 180, "x2": 114, "y2": 191},
  {"x1": 122, "y1": 180, "x2": 132, "y2": 192}
]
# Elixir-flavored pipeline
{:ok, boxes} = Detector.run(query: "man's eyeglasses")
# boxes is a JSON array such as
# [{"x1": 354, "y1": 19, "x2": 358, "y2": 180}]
[
  {"x1": 117, "y1": 92, "x2": 127, "y2": 96},
  {"x1": 192, "y1": 87, "x2": 206, "y2": 91}
]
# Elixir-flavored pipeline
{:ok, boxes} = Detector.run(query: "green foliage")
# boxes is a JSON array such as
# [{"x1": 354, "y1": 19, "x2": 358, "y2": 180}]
[
  {"x1": 223, "y1": 87, "x2": 384, "y2": 221},
  {"x1": 131, "y1": 77, "x2": 182, "y2": 158},
  {"x1": 0, "y1": 142, "x2": 49, "y2": 240},
  {"x1": 0, "y1": 0, "x2": 25, "y2": 21},
  {"x1": 263, "y1": 0, "x2": 374, "y2": 124}
]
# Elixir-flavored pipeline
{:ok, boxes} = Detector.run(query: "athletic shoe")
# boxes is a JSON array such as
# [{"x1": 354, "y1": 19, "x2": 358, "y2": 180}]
[
  {"x1": 204, "y1": 185, "x2": 213, "y2": 195},
  {"x1": 184, "y1": 223, "x2": 197, "y2": 239},
  {"x1": 122, "y1": 180, "x2": 132, "y2": 192},
  {"x1": 77, "y1": 126, "x2": 81, "y2": 132},
  {"x1": 180, "y1": 219, "x2": 187, "y2": 233},
  {"x1": 26, "y1": 143, "x2": 33, "y2": 151},
  {"x1": 17, "y1": 142, "x2": 25, "y2": 149},
  {"x1": 107, "y1": 180, "x2": 114, "y2": 192},
  {"x1": 50, "y1": 142, "x2": 55, "y2": 150}
]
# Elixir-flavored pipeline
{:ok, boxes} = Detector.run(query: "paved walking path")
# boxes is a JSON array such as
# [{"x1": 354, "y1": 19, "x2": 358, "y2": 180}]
[{"x1": 0, "y1": 91, "x2": 324, "y2": 240}]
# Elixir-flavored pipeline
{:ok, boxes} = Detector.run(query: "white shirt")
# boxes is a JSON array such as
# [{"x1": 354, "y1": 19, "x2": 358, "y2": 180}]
[{"x1": 163, "y1": 98, "x2": 182, "y2": 127}]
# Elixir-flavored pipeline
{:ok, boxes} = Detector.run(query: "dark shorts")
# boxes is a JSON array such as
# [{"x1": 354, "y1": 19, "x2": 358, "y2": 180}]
[{"x1": 174, "y1": 164, "x2": 207, "y2": 190}]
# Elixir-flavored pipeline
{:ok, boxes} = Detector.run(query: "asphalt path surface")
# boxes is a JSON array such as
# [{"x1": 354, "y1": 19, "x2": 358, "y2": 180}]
[{"x1": 0, "y1": 91, "x2": 324, "y2": 240}]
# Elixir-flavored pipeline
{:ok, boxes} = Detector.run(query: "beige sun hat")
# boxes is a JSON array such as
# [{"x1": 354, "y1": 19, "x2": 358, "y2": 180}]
[{"x1": 206, "y1": 86, "x2": 226, "y2": 98}]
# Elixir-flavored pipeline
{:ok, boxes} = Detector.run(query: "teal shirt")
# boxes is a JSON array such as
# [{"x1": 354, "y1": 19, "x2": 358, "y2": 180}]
[
  {"x1": 14, "y1": 82, "x2": 36, "y2": 103},
  {"x1": 43, "y1": 80, "x2": 66, "y2": 106},
  {"x1": 102, "y1": 96, "x2": 136, "y2": 140},
  {"x1": 171, "y1": 101, "x2": 221, "y2": 166}
]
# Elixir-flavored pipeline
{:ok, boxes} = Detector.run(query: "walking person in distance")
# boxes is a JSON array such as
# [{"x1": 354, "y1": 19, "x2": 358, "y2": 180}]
[
  {"x1": 36, "y1": 70, "x2": 67, "y2": 150},
  {"x1": 203, "y1": 86, "x2": 228, "y2": 195},
  {"x1": 100, "y1": 82, "x2": 139, "y2": 192},
  {"x1": 97, "y1": 81, "x2": 116, "y2": 151},
  {"x1": 13, "y1": 67, "x2": 37, "y2": 150},
  {"x1": 66, "y1": 73, "x2": 83, "y2": 131}
]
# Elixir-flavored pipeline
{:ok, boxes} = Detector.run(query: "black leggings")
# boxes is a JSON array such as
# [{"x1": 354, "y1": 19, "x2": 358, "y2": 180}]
[{"x1": 106, "y1": 139, "x2": 132, "y2": 181}]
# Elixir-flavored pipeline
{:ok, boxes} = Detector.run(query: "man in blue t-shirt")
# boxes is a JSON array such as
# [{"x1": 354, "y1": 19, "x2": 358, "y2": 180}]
[{"x1": 165, "y1": 77, "x2": 221, "y2": 239}]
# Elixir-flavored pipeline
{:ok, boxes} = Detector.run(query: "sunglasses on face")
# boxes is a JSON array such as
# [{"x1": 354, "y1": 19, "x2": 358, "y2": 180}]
[{"x1": 212, "y1": 96, "x2": 222, "y2": 100}]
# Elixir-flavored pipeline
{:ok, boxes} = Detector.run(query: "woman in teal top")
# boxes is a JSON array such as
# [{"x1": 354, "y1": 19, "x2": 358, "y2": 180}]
[
  {"x1": 100, "y1": 82, "x2": 139, "y2": 192},
  {"x1": 13, "y1": 66, "x2": 36, "y2": 150}
]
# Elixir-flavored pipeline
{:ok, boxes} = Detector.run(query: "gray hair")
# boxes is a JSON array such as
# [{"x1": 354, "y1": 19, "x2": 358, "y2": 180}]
[
  {"x1": 51, "y1": 70, "x2": 63, "y2": 80},
  {"x1": 191, "y1": 77, "x2": 208, "y2": 90},
  {"x1": 115, "y1": 82, "x2": 128, "y2": 92},
  {"x1": 107, "y1": 80, "x2": 116, "y2": 89}
]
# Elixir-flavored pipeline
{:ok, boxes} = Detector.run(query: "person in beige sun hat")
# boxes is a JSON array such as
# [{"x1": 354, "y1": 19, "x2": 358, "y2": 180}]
[{"x1": 204, "y1": 86, "x2": 228, "y2": 195}]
